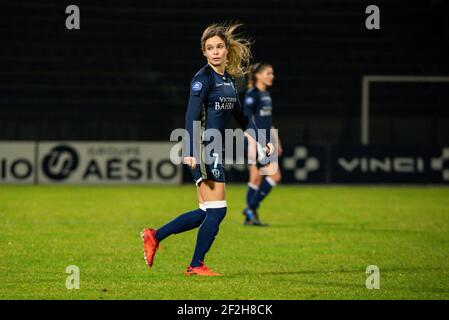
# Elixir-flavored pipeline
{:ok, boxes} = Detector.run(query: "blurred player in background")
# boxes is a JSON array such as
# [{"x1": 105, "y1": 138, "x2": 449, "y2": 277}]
[
  {"x1": 141, "y1": 23, "x2": 273, "y2": 276},
  {"x1": 242, "y1": 62, "x2": 282, "y2": 226}
]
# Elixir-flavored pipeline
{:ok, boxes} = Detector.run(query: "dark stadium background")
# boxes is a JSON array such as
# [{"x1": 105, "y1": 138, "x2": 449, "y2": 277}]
[
  {"x1": 1, "y1": 1, "x2": 449, "y2": 302},
  {"x1": 1, "y1": 0, "x2": 449, "y2": 183}
]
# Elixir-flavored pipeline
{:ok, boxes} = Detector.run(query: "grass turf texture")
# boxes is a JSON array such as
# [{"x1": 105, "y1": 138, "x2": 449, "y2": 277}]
[{"x1": 0, "y1": 185, "x2": 448, "y2": 300}]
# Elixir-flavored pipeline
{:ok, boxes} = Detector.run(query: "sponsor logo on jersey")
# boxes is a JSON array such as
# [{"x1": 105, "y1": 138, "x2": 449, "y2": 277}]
[
  {"x1": 261, "y1": 96, "x2": 272, "y2": 102},
  {"x1": 215, "y1": 82, "x2": 231, "y2": 87},
  {"x1": 215, "y1": 97, "x2": 237, "y2": 110},
  {"x1": 192, "y1": 81, "x2": 202, "y2": 92},
  {"x1": 260, "y1": 107, "x2": 272, "y2": 116}
]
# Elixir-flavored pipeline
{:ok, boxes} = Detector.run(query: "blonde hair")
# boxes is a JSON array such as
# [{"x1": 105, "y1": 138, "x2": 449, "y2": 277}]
[
  {"x1": 201, "y1": 22, "x2": 252, "y2": 78},
  {"x1": 247, "y1": 62, "x2": 273, "y2": 88}
]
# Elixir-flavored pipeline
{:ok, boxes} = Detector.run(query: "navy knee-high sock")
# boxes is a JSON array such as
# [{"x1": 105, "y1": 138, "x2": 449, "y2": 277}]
[
  {"x1": 155, "y1": 205, "x2": 206, "y2": 242},
  {"x1": 249, "y1": 177, "x2": 276, "y2": 211},
  {"x1": 190, "y1": 201, "x2": 227, "y2": 267},
  {"x1": 246, "y1": 183, "x2": 259, "y2": 208}
]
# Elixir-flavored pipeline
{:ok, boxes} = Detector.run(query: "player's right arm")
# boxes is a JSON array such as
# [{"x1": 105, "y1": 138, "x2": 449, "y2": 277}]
[{"x1": 184, "y1": 73, "x2": 210, "y2": 169}]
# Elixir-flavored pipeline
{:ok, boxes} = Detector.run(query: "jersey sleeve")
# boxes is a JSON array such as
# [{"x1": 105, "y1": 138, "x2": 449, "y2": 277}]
[
  {"x1": 243, "y1": 91, "x2": 257, "y2": 119},
  {"x1": 184, "y1": 72, "x2": 211, "y2": 157}
]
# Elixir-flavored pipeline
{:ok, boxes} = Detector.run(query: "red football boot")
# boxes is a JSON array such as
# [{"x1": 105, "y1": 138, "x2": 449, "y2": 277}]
[
  {"x1": 185, "y1": 262, "x2": 222, "y2": 276},
  {"x1": 140, "y1": 228, "x2": 159, "y2": 268}
]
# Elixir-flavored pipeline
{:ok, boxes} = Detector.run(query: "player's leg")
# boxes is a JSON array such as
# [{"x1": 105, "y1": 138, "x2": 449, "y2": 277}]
[
  {"x1": 244, "y1": 139, "x2": 280, "y2": 225},
  {"x1": 246, "y1": 164, "x2": 261, "y2": 206},
  {"x1": 187, "y1": 180, "x2": 226, "y2": 276},
  {"x1": 243, "y1": 164, "x2": 262, "y2": 224},
  {"x1": 154, "y1": 188, "x2": 206, "y2": 242},
  {"x1": 243, "y1": 134, "x2": 266, "y2": 225},
  {"x1": 270, "y1": 165, "x2": 282, "y2": 184},
  {"x1": 141, "y1": 188, "x2": 206, "y2": 268},
  {"x1": 245, "y1": 135, "x2": 261, "y2": 206},
  {"x1": 248, "y1": 162, "x2": 281, "y2": 213},
  {"x1": 248, "y1": 134, "x2": 282, "y2": 216}
]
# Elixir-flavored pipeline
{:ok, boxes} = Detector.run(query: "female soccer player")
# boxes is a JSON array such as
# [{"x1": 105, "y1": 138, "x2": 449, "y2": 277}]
[
  {"x1": 141, "y1": 23, "x2": 273, "y2": 276},
  {"x1": 242, "y1": 62, "x2": 282, "y2": 226}
]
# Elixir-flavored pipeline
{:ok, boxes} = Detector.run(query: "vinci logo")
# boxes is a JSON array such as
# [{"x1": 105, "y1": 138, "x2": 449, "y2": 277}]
[
  {"x1": 338, "y1": 157, "x2": 425, "y2": 173},
  {"x1": 283, "y1": 147, "x2": 320, "y2": 181},
  {"x1": 336, "y1": 147, "x2": 449, "y2": 183}
]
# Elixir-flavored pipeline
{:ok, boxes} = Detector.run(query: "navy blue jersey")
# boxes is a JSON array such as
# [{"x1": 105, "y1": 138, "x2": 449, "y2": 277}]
[
  {"x1": 243, "y1": 87, "x2": 273, "y2": 134},
  {"x1": 184, "y1": 64, "x2": 266, "y2": 158}
]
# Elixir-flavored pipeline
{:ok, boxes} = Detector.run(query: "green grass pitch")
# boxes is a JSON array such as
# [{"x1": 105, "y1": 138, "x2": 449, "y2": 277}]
[{"x1": 1, "y1": 185, "x2": 448, "y2": 300}]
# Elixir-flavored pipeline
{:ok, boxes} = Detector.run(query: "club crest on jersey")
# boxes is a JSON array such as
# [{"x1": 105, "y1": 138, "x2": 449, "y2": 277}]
[
  {"x1": 192, "y1": 82, "x2": 202, "y2": 92},
  {"x1": 211, "y1": 169, "x2": 221, "y2": 179}
]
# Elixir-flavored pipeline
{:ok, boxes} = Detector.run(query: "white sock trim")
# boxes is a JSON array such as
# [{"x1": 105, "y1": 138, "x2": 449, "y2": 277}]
[
  {"x1": 248, "y1": 183, "x2": 259, "y2": 190},
  {"x1": 204, "y1": 200, "x2": 227, "y2": 209},
  {"x1": 266, "y1": 177, "x2": 277, "y2": 187},
  {"x1": 199, "y1": 203, "x2": 206, "y2": 211}
]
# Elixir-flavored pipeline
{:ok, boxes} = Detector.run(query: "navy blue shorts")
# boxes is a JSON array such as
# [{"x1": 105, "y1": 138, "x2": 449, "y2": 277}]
[{"x1": 188, "y1": 162, "x2": 226, "y2": 186}]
